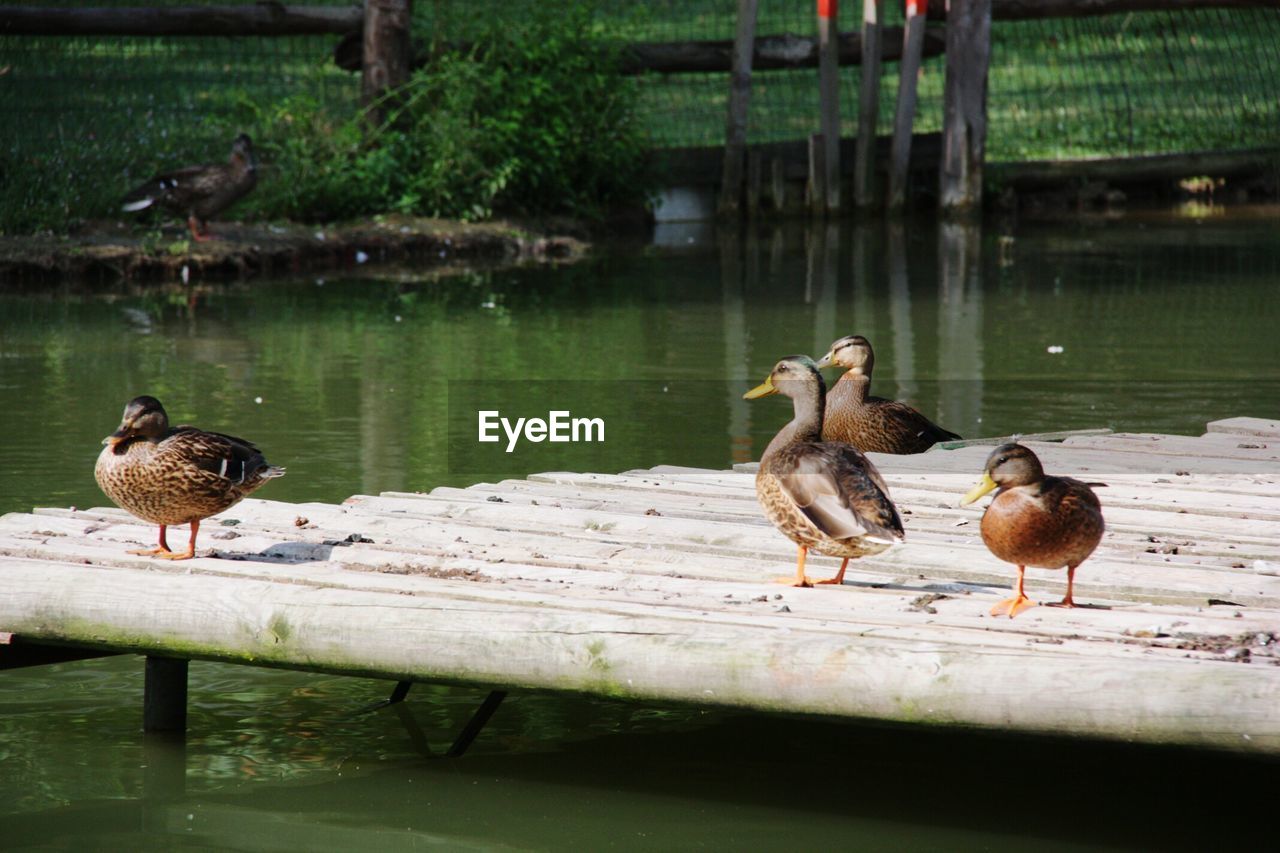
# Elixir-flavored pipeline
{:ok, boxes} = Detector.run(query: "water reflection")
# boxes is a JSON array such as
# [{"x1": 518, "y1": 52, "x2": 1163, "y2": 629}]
[{"x1": 0, "y1": 215, "x2": 1278, "y2": 515}]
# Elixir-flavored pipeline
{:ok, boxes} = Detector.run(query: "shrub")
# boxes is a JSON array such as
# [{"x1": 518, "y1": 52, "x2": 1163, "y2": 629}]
[{"x1": 229, "y1": 2, "x2": 651, "y2": 223}]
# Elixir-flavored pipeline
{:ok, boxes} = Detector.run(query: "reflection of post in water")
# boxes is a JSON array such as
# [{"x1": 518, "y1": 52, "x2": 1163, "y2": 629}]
[
  {"x1": 768, "y1": 222, "x2": 785, "y2": 283},
  {"x1": 850, "y1": 219, "x2": 878, "y2": 343},
  {"x1": 142, "y1": 727, "x2": 187, "y2": 832},
  {"x1": 720, "y1": 225, "x2": 754, "y2": 465},
  {"x1": 812, "y1": 222, "x2": 840, "y2": 356},
  {"x1": 887, "y1": 221, "x2": 918, "y2": 404},
  {"x1": 360, "y1": 331, "x2": 409, "y2": 494},
  {"x1": 938, "y1": 220, "x2": 984, "y2": 434}
]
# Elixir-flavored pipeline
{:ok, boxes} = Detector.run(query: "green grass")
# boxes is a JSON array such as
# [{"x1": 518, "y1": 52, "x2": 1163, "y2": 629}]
[{"x1": 2, "y1": 3, "x2": 1278, "y2": 232}]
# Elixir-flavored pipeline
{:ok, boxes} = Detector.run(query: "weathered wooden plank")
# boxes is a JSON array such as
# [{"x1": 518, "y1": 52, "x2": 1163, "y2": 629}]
[
  {"x1": 7, "y1": 498, "x2": 1278, "y2": 652},
  {"x1": 937, "y1": 428, "x2": 1114, "y2": 449},
  {"x1": 2, "y1": 544, "x2": 1273, "y2": 683},
  {"x1": 2, "y1": 558, "x2": 1277, "y2": 752},
  {"x1": 1206, "y1": 417, "x2": 1280, "y2": 438},
  {"x1": 1063, "y1": 433, "x2": 1280, "y2": 462},
  {"x1": 10, "y1": 480, "x2": 1280, "y2": 609}
]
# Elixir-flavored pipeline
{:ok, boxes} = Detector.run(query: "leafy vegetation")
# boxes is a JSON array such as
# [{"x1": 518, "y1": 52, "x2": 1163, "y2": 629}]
[
  {"x1": 1, "y1": 3, "x2": 651, "y2": 233},
  {"x1": 220, "y1": 4, "x2": 651, "y2": 224}
]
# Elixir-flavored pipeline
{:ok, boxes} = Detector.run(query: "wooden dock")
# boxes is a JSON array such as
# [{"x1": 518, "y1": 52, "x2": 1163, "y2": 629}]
[{"x1": 2, "y1": 417, "x2": 1279, "y2": 752}]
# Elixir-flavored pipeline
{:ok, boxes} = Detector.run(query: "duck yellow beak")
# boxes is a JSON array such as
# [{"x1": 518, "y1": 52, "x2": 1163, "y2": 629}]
[
  {"x1": 103, "y1": 422, "x2": 133, "y2": 446},
  {"x1": 960, "y1": 471, "x2": 997, "y2": 506},
  {"x1": 815, "y1": 351, "x2": 834, "y2": 369},
  {"x1": 743, "y1": 375, "x2": 777, "y2": 400}
]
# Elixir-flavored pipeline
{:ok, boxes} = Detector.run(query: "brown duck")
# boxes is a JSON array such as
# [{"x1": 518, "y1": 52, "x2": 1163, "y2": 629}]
[
  {"x1": 960, "y1": 442, "x2": 1105, "y2": 617},
  {"x1": 122, "y1": 134, "x2": 257, "y2": 241},
  {"x1": 94, "y1": 395, "x2": 285, "y2": 560},
  {"x1": 745, "y1": 355, "x2": 905, "y2": 587},
  {"x1": 815, "y1": 335, "x2": 961, "y2": 454}
]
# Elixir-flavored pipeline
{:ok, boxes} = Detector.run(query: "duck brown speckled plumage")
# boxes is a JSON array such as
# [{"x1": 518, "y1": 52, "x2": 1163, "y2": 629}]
[
  {"x1": 815, "y1": 335, "x2": 961, "y2": 454},
  {"x1": 745, "y1": 355, "x2": 905, "y2": 587},
  {"x1": 94, "y1": 395, "x2": 284, "y2": 560},
  {"x1": 961, "y1": 442, "x2": 1105, "y2": 617},
  {"x1": 122, "y1": 134, "x2": 257, "y2": 242}
]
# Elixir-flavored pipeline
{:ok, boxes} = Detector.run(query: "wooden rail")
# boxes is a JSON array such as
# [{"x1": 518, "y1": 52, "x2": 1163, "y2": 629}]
[
  {"x1": 0, "y1": 4, "x2": 363, "y2": 36},
  {"x1": 985, "y1": 0, "x2": 1280, "y2": 19}
]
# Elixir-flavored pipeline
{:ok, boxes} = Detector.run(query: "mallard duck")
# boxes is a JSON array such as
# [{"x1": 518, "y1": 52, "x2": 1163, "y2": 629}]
[
  {"x1": 121, "y1": 134, "x2": 257, "y2": 242},
  {"x1": 745, "y1": 355, "x2": 905, "y2": 587},
  {"x1": 960, "y1": 443, "x2": 1104, "y2": 617},
  {"x1": 815, "y1": 335, "x2": 961, "y2": 454},
  {"x1": 94, "y1": 395, "x2": 285, "y2": 560}
]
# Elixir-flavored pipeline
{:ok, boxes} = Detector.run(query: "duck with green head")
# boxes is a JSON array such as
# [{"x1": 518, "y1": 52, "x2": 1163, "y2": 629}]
[
  {"x1": 94, "y1": 395, "x2": 285, "y2": 560},
  {"x1": 815, "y1": 334, "x2": 961, "y2": 454},
  {"x1": 745, "y1": 355, "x2": 905, "y2": 587},
  {"x1": 961, "y1": 442, "x2": 1105, "y2": 617}
]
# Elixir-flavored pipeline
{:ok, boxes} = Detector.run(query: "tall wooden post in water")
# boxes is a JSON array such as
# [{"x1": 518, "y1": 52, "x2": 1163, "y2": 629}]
[
  {"x1": 940, "y1": 0, "x2": 992, "y2": 213},
  {"x1": 888, "y1": 0, "x2": 928, "y2": 211},
  {"x1": 817, "y1": 0, "x2": 842, "y2": 214},
  {"x1": 719, "y1": 0, "x2": 760, "y2": 217},
  {"x1": 362, "y1": 0, "x2": 413, "y2": 128},
  {"x1": 853, "y1": 0, "x2": 882, "y2": 209}
]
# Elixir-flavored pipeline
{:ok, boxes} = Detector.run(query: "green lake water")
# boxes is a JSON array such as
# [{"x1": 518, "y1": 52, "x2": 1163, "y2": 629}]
[{"x1": 1, "y1": 212, "x2": 1278, "y2": 850}]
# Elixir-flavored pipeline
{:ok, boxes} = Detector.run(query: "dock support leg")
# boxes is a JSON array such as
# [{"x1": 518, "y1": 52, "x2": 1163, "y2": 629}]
[
  {"x1": 357, "y1": 679, "x2": 413, "y2": 714},
  {"x1": 446, "y1": 690, "x2": 507, "y2": 758},
  {"x1": 143, "y1": 656, "x2": 188, "y2": 735}
]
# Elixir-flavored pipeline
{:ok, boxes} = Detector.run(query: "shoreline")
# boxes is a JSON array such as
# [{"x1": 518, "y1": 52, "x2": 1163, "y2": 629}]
[{"x1": 0, "y1": 216, "x2": 590, "y2": 285}]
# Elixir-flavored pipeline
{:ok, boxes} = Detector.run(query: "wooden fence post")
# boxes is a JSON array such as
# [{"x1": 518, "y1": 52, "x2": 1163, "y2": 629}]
[
  {"x1": 719, "y1": 0, "x2": 760, "y2": 217},
  {"x1": 940, "y1": 0, "x2": 992, "y2": 213},
  {"x1": 888, "y1": 0, "x2": 927, "y2": 211},
  {"x1": 362, "y1": 0, "x2": 413, "y2": 129},
  {"x1": 817, "y1": 0, "x2": 841, "y2": 214},
  {"x1": 853, "y1": 0, "x2": 882, "y2": 209}
]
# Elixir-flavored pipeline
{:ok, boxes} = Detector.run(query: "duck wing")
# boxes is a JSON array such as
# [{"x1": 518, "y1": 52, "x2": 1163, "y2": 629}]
[
  {"x1": 1039, "y1": 475, "x2": 1104, "y2": 514},
  {"x1": 162, "y1": 426, "x2": 280, "y2": 484},
  {"x1": 122, "y1": 163, "x2": 225, "y2": 214},
  {"x1": 776, "y1": 443, "x2": 905, "y2": 544},
  {"x1": 875, "y1": 399, "x2": 962, "y2": 443}
]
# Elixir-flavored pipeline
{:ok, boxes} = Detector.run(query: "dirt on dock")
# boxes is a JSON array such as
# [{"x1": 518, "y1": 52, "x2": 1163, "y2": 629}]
[{"x1": 0, "y1": 216, "x2": 589, "y2": 285}]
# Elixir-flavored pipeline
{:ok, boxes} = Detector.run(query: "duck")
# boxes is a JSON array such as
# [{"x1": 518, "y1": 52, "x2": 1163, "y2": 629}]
[
  {"x1": 960, "y1": 442, "x2": 1105, "y2": 617},
  {"x1": 744, "y1": 355, "x2": 905, "y2": 587},
  {"x1": 815, "y1": 335, "x2": 961, "y2": 454},
  {"x1": 94, "y1": 395, "x2": 285, "y2": 560},
  {"x1": 121, "y1": 134, "x2": 257, "y2": 242}
]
